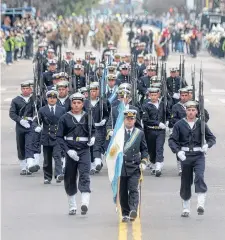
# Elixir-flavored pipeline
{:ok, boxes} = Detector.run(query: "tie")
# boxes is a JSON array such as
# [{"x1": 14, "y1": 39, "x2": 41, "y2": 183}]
[
  {"x1": 127, "y1": 130, "x2": 131, "y2": 139},
  {"x1": 125, "y1": 130, "x2": 131, "y2": 142},
  {"x1": 51, "y1": 106, "x2": 54, "y2": 115},
  {"x1": 110, "y1": 90, "x2": 113, "y2": 94}
]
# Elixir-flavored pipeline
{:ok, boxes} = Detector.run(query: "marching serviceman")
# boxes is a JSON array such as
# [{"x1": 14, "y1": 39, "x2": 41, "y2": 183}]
[
  {"x1": 84, "y1": 82, "x2": 110, "y2": 174},
  {"x1": 72, "y1": 64, "x2": 86, "y2": 92},
  {"x1": 169, "y1": 88, "x2": 190, "y2": 175},
  {"x1": 43, "y1": 59, "x2": 58, "y2": 87},
  {"x1": 142, "y1": 87, "x2": 170, "y2": 177},
  {"x1": 33, "y1": 90, "x2": 66, "y2": 184},
  {"x1": 168, "y1": 101, "x2": 216, "y2": 217},
  {"x1": 120, "y1": 109, "x2": 148, "y2": 222},
  {"x1": 167, "y1": 68, "x2": 187, "y2": 105},
  {"x1": 56, "y1": 81, "x2": 71, "y2": 111},
  {"x1": 9, "y1": 81, "x2": 40, "y2": 175},
  {"x1": 105, "y1": 74, "x2": 118, "y2": 104},
  {"x1": 61, "y1": 50, "x2": 75, "y2": 75},
  {"x1": 56, "y1": 93, "x2": 96, "y2": 215},
  {"x1": 117, "y1": 64, "x2": 131, "y2": 85}
]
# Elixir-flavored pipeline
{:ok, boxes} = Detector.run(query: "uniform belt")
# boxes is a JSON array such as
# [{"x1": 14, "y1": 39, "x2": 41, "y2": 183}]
[
  {"x1": 23, "y1": 117, "x2": 33, "y2": 121},
  {"x1": 94, "y1": 123, "x2": 102, "y2": 127},
  {"x1": 181, "y1": 147, "x2": 202, "y2": 152},
  {"x1": 64, "y1": 136, "x2": 88, "y2": 142},
  {"x1": 148, "y1": 126, "x2": 161, "y2": 130}
]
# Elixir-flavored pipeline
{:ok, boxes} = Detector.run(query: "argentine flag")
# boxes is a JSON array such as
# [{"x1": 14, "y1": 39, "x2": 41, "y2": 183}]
[{"x1": 106, "y1": 102, "x2": 125, "y2": 203}]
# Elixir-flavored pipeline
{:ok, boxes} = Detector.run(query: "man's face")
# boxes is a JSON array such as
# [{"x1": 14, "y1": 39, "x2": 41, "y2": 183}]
[
  {"x1": 21, "y1": 87, "x2": 32, "y2": 96},
  {"x1": 180, "y1": 93, "x2": 189, "y2": 103},
  {"x1": 39, "y1": 47, "x2": 44, "y2": 52},
  {"x1": 71, "y1": 100, "x2": 83, "y2": 113},
  {"x1": 47, "y1": 96, "x2": 57, "y2": 105},
  {"x1": 49, "y1": 64, "x2": 56, "y2": 71},
  {"x1": 170, "y1": 72, "x2": 176, "y2": 78},
  {"x1": 149, "y1": 92, "x2": 159, "y2": 102},
  {"x1": 83, "y1": 92, "x2": 88, "y2": 98},
  {"x1": 66, "y1": 53, "x2": 72, "y2": 59},
  {"x1": 148, "y1": 70, "x2": 156, "y2": 77},
  {"x1": 115, "y1": 57, "x2": 120, "y2": 63},
  {"x1": 121, "y1": 69, "x2": 128, "y2": 75},
  {"x1": 47, "y1": 52, "x2": 54, "y2": 58},
  {"x1": 58, "y1": 87, "x2": 68, "y2": 98},
  {"x1": 138, "y1": 58, "x2": 144, "y2": 64},
  {"x1": 124, "y1": 117, "x2": 136, "y2": 129},
  {"x1": 90, "y1": 59, "x2": 95, "y2": 65},
  {"x1": 188, "y1": 92, "x2": 193, "y2": 100},
  {"x1": 74, "y1": 69, "x2": 81, "y2": 75},
  {"x1": 186, "y1": 107, "x2": 197, "y2": 120},
  {"x1": 108, "y1": 79, "x2": 116, "y2": 88},
  {"x1": 90, "y1": 89, "x2": 99, "y2": 99},
  {"x1": 108, "y1": 44, "x2": 113, "y2": 49}
]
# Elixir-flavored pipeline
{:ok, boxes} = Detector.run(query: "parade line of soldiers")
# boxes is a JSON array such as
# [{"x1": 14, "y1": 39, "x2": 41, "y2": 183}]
[{"x1": 9, "y1": 40, "x2": 216, "y2": 222}]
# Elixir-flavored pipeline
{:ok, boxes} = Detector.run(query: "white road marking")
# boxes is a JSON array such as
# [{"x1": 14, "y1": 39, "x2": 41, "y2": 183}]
[{"x1": 210, "y1": 89, "x2": 225, "y2": 93}]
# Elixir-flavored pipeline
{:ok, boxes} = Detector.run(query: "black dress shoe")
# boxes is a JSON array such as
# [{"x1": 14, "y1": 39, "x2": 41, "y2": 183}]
[
  {"x1": 197, "y1": 206, "x2": 204, "y2": 215},
  {"x1": 20, "y1": 170, "x2": 27, "y2": 176},
  {"x1": 181, "y1": 212, "x2": 190, "y2": 217},
  {"x1": 29, "y1": 165, "x2": 39, "y2": 173},
  {"x1": 121, "y1": 216, "x2": 129, "y2": 222},
  {"x1": 81, "y1": 205, "x2": 88, "y2": 215},
  {"x1": 26, "y1": 170, "x2": 32, "y2": 175},
  {"x1": 56, "y1": 174, "x2": 64, "y2": 183},
  {"x1": 129, "y1": 210, "x2": 137, "y2": 221},
  {"x1": 155, "y1": 170, "x2": 161, "y2": 177},
  {"x1": 69, "y1": 209, "x2": 76, "y2": 215},
  {"x1": 44, "y1": 179, "x2": 51, "y2": 184}
]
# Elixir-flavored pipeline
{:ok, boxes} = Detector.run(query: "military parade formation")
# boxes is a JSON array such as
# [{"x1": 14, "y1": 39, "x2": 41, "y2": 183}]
[{"x1": 7, "y1": 15, "x2": 217, "y2": 226}]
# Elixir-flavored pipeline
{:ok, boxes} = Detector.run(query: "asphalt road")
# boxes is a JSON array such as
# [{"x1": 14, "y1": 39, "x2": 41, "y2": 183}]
[{"x1": 1, "y1": 30, "x2": 225, "y2": 240}]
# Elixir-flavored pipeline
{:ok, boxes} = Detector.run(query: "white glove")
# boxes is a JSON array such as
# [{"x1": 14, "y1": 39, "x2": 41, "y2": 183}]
[
  {"x1": 140, "y1": 163, "x2": 147, "y2": 171},
  {"x1": 159, "y1": 122, "x2": 166, "y2": 129},
  {"x1": 173, "y1": 93, "x2": 180, "y2": 99},
  {"x1": 20, "y1": 119, "x2": 30, "y2": 129},
  {"x1": 99, "y1": 119, "x2": 106, "y2": 126},
  {"x1": 201, "y1": 144, "x2": 208, "y2": 153},
  {"x1": 67, "y1": 150, "x2": 79, "y2": 161},
  {"x1": 109, "y1": 130, "x2": 113, "y2": 137},
  {"x1": 35, "y1": 126, "x2": 42, "y2": 133},
  {"x1": 87, "y1": 137, "x2": 95, "y2": 146},
  {"x1": 177, "y1": 151, "x2": 186, "y2": 161}
]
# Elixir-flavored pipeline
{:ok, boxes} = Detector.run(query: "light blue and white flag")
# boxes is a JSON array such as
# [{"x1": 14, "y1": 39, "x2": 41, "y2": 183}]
[{"x1": 106, "y1": 102, "x2": 125, "y2": 203}]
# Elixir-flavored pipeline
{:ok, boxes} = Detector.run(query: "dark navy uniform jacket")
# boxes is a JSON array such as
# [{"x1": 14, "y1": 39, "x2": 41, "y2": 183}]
[
  {"x1": 71, "y1": 75, "x2": 86, "y2": 92},
  {"x1": 43, "y1": 71, "x2": 56, "y2": 87},
  {"x1": 138, "y1": 76, "x2": 153, "y2": 96},
  {"x1": 142, "y1": 100, "x2": 170, "y2": 128},
  {"x1": 33, "y1": 105, "x2": 66, "y2": 146},
  {"x1": 56, "y1": 111, "x2": 95, "y2": 152},
  {"x1": 121, "y1": 128, "x2": 148, "y2": 176},
  {"x1": 9, "y1": 95, "x2": 40, "y2": 127},
  {"x1": 166, "y1": 76, "x2": 187, "y2": 97},
  {"x1": 83, "y1": 99, "x2": 110, "y2": 124},
  {"x1": 56, "y1": 97, "x2": 71, "y2": 112},
  {"x1": 168, "y1": 118, "x2": 216, "y2": 154},
  {"x1": 117, "y1": 74, "x2": 130, "y2": 85}
]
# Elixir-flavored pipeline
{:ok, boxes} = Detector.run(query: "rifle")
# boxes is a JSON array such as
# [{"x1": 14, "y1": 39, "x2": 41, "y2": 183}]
[
  {"x1": 131, "y1": 54, "x2": 138, "y2": 106},
  {"x1": 199, "y1": 64, "x2": 205, "y2": 147},
  {"x1": 99, "y1": 64, "x2": 107, "y2": 121},
  {"x1": 191, "y1": 65, "x2": 196, "y2": 100},
  {"x1": 161, "y1": 62, "x2": 167, "y2": 124},
  {"x1": 33, "y1": 64, "x2": 40, "y2": 125},
  {"x1": 68, "y1": 61, "x2": 73, "y2": 93},
  {"x1": 87, "y1": 84, "x2": 92, "y2": 142}
]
